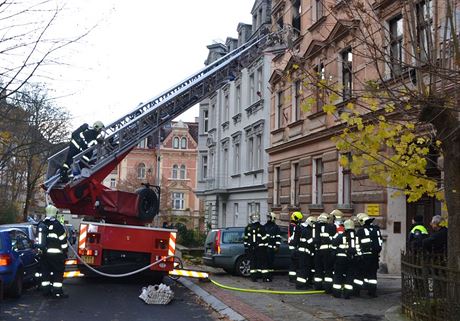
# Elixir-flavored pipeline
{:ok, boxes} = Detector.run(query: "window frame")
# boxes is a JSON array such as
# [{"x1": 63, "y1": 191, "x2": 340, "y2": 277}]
[
  {"x1": 173, "y1": 137, "x2": 180, "y2": 149},
  {"x1": 341, "y1": 48, "x2": 353, "y2": 101},
  {"x1": 171, "y1": 192, "x2": 185, "y2": 210},
  {"x1": 172, "y1": 164, "x2": 178, "y2": 179},
  {"x1": 389, "y1": 15, "x2": 403, "y2": 77},
  {"x1": 137, "y1": 163, "x2": 146, "y2": 179}
]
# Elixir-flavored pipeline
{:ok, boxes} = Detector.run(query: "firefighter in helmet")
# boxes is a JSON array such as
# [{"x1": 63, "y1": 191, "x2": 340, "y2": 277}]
[
  {"x1": 37, "y1": 205, "x2": 69, "y2": 298},
  {"x1": 61, "y1": 121, "x2": 105, "y2": 182},
  {"x1": 243, "y1": 212, "x2": 269, "y2": 282},
  {"x1": 295, "y1": 215, "x2": 316, "y2": 289},
  {"x1": 330, "y1": 209, "x2": 345, "y2": 233},
  {"x1": 288, "y1": 211, "x2": 303, "y2": 283},
  {"x1": 264, "y1": 212, "x2": 281, "y2": 281},
  {"x1": 313, "y1": 212, "x2": 336, "y2": 292}
]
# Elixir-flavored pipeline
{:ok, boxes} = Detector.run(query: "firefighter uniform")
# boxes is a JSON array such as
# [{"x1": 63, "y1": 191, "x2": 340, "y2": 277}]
[
  {"x1": 264, "y1": 212, "x2": 281, "y2": 281},
  {"x1": 244, "y1": 213, "x2": 269, "y2": 282},
  {"x1": 61, "y1": 121, "x2": 105, "y2": 181},
  {"x1": 288, "y1": 211, "x2": 303, "y2": 283},
  {"x1": 295, "y1": 216, "x2": 316, "y2": 289},
  {"x1": 313, "y1": 212, "x2": 336, "y2": 292},
  {"x1": 37, "y1": 205, "x2": 69, "y2": 298},
  {"x1": 332, "y1": 219, "x2": 357, "y2": 299},
  {"x1": 355, "y1": 213, "x2": 383, "y2": 297}
]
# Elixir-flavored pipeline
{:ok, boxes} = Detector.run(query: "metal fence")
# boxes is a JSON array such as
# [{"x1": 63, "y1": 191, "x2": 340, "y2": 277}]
[{"x1": 401, "y1": 251, "x2": 460, "y2": 321}]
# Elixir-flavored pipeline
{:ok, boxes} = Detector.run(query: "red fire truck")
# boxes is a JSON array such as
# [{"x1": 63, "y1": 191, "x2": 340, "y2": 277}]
[{"x1": 42, "y1": 30, "x2": 285, "y2": 277}]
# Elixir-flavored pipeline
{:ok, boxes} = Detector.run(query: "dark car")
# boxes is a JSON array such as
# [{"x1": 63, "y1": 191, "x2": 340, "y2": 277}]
[
  {"x1": 202, "y1": 226, "x2": 290, "y2": 276},
  {"x1": 0, "y1": 228, "x2": 40, "y2": 298}
]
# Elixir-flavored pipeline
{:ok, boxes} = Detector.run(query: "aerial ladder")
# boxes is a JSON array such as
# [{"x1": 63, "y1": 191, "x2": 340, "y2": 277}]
[{"x1": 42, "y1": 28, "x2": 288, "y2": 275}]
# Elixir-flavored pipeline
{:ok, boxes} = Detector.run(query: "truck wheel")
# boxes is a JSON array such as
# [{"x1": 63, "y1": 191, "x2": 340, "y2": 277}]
[
  {"x1": 8, "y1": 269, "x2": 23, "y2": 298},
  {"x1": 136, "y1": 187, "x2": 159, "y2": 220},
  {"x1": 235, "y1": 256, "x2": 251, "y2": 277}
]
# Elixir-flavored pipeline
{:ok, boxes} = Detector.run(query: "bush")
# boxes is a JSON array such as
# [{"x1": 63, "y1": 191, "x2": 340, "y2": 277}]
[
  {"x1": 0, "y1": 201, "x2": 19, "y2": 224},
  {"x1": 176, "y1": 223, "x2": 206, "y2": 247}
]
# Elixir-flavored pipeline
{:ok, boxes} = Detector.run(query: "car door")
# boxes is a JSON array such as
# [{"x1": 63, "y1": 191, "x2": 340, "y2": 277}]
[
  {"x1": 274, "y1": 227, "x2": 291, "y2": 270},
  {"x1": 14, "y1": 232, "x2": 38, "y2": 282}
]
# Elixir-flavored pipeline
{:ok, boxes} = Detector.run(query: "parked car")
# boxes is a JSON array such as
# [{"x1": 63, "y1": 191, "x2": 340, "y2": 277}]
[
  {"x1": 0, "y1": 223, "x2": 38, "y2": 244},
  {"x1": 202, "y1": 226, "x2": 291, "y2": 276},
  {"x1": 0, "y1": 228, "x2": 40, "y2": 298}
]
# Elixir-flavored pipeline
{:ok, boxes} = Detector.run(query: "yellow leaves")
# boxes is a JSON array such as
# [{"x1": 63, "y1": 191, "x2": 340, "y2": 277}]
[
  {"x1": 339, "y1": 155, "x2": 350, "y2": 167},
  {"x1": 384, "y1": 103, "x2": 395, "y2": 113},
  {"x1": 340, "y1": 112, "x2": 350, "y2": 122},
  {"x1": 292, "y1": 64, "x2": 299, "y2": 70},
  {"x1": 436, "y1": 140, "x2": 442, "y2": 147},
  {"x1": 323, "y1": 104, "x2": 337, "y2": 114}
]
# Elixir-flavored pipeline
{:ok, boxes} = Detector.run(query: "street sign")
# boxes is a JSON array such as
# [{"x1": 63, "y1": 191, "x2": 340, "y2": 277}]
[{"x1": 365, "y1": 204, "x2": 380, "y2": 216}]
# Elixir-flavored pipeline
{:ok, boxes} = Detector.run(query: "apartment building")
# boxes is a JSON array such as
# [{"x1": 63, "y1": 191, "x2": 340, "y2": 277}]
[
  {"x1": 196, "y1": 0, "x2": 274, "y2": 229},
  {"x1": 103, "y1": 120, "x2": 201, "y2": 230},
  {"x1": 266, "y1": 0, "x2": 443, "y2": 273}
]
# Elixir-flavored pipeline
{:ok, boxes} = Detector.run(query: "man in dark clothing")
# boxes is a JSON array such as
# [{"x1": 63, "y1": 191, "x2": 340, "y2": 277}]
[
  {"x1": 288, "y1": 211, "x2": 303, "y2": 283},
  {"x1": 423, "y1": 215, "x2": 448, "y2": 254},
  {"x1": 61, "y1": 121, "x2": 105, "y2": 182},
  {"x1": 244, "y1": 212, "x2": 269, "y2": 282},
  {"x1": 264, "y1": 212, "x2": 281, "y2": 281},
  {"x1": 296, "y1": 215, "x2": 316, "y2": 289},
  {"x1": 37, "y1": 205, "x2": 69, "y2": 298},
  {"x1": 313, "y1": 212, "x2": 336, "y2": 292},
  {"x1": 407, "y1": 214, "x2": 429, "y2": 252}
]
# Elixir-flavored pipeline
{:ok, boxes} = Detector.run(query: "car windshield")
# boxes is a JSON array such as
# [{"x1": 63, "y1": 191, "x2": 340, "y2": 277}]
[
  {"x1": 205, "y1": 230, "x2": 217, "y2": 245},
  {"x1": 222, "y1": 231, "x2": 243, "y2": 244}
]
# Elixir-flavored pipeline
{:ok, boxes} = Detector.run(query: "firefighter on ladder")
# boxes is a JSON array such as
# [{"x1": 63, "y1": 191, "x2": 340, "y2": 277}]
[
  {"x1": 37, "y1": 205, "x2": 69, "y2": 298},
  {"x1": 264, "y1": 212, "x2": 281, "y2": 281},
  {"x1": 61, "y1": 121, "x2": 105, "y2": 182},
  {"x1": 244, "y1": 212, "x2": 270, "y2": 282},
  {"x1": 288, "y1": 211, "x2": 303, "y2": 283}
]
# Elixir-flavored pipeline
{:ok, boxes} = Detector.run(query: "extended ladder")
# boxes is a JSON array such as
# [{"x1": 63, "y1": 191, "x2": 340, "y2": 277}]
[{"x1": 44, "y1": 29, "x2": 288, "y2": 189}]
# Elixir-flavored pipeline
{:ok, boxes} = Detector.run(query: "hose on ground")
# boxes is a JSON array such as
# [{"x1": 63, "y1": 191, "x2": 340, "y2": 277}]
[{"x1": 208, "y1": 278, "x2": 325, "y2": 295}]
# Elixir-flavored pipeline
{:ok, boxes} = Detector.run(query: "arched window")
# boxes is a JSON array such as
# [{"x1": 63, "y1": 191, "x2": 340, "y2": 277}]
[
  {"x1": 180, "y1": 165, "x2": 186, "y2": 179},
  {"x1": 137, "y1": 163, "x2": 146, "y2": 179},
  {"x1": 172, "y1": 164, "x2": 178, "y2": 179},
  {"x1": 173, "y1": 137, "x2": 179, "y2": 149},
  {"x1": 181, "y1": 137, "x2": 187, "y2": 149}
]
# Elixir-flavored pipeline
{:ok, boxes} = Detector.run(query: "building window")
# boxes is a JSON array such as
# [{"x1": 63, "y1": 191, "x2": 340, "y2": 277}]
[
  {"x1": 257, "y1": 67, "x2": 263, "y2": 98},
  {"x1": 314, "y1": 63, "x2": 325, "y2": 112},
  {"x1": 248, "y1": 202, "x2": 260, "y2": 215},
  {"x1": 172, "y1": 192, "x2": 185, "y2": 210},
  {"x1": 276, "y1": 90, "x2": 284, "y2": 129},
  {"x1": 181, "y1": 137, "x2": 187, "y2": 149},
  {"x1": 274, "y1": 166, "x2": 281, "y2": 206},
  {"x1": 249, "y1": 73, "x2": 255, "y2": 103},
  {"x1": 312, "y1": 158, "x2": 323, "y2": 204},
  {"x1": 292, "y1": 80, "x2": 302, "y2": 121},
  {"x1": 137, "y1": 163, "x2": 146, "y2": 179},
  {"x1": 137, "y1": 138, "x2": 147, "y2": 149},
  {"x1": 110, "y1": 178, "x2": 116, "y2": 188},
  {"x1": 211, "y1": 103, "x2": 216, "y2": 128},
  {"x1": 389, "y1": 15, "x2": 403, "y2": 76},
  {"x1": 235, "y1": 85, "x2": 241, "y2": 114},
  {"x1": 223, "y1": 148, "x2": 228, "y2": 179},
  {"x1": 234, "y1": 143, "x2": 240, "y2": 173},
  {"x1": 338, "y1": 153, "x2": 352, "y2": 205},
  {"x1": 173, "y1": 137, "x2": 179, "y2": 149},
  {"x1": 291, "y1": 163, "x2": 300, "y2": 206},
  {"x1": 202, "y1": 155, "x2": 208, "y2": 179},
  {"x1": 172, "y1": 164, "x2": 179, "y2": 179},
  {"x1": 315, "y1": 0, "x2": 323, "y2": 22},
  {"x1": 248, "y1": 137, "x2": 254, "y2": 171},
  {"x1": 416, "y1": 0, "x2": 432, "y2": 62},
  {"x1": 256, "y1": 134, "x2": 262, "y2": 169},
  {"x1": 203, "y1": 109, "x2": 209, "y2": 133},
  {"x1": 234, "y1": 203, "x2": 239, "y2": 225},
  {"x1": 224, "y1": 93, "x2": 229, "y2": 122},
  {"x1": 180, "y1": 165, "x2": 186, "y2": 179},
  {"x1": 292, "y1": 0, "x2": 301, "y2": 33},
  {"x1": 341, "y1": 48, "x2": 353, "y2": 100}
]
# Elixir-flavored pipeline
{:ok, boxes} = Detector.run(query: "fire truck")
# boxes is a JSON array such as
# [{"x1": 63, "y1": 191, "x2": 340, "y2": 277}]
[{"x1": 42, "y1": 29, "x2": 287, "y2": 277}]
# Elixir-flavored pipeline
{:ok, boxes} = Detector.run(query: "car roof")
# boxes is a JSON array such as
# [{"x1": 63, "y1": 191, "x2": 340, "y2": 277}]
[
  {"x1": 0, "y1": 227, "x2": 29, "y2": 235},
  {"x1": 1, "y1": 222, "x2": 35, "y2": 228}
]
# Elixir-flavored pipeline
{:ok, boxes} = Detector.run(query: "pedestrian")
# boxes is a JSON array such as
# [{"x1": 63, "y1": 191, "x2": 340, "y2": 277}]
[
  {"x1": 288, "y1": 211, "x2": 303, "y2": 283},
  {"x1": 243, "y1": 212, "x2": 270, "y2": 282},
  {"x1": 422, "y1": 215, "x2": 447, "y2": 254},
  {"x1": 264, "y1": 212, "x2": 281, "y2": 281},
  {"x1": 61, "y1": 121, "x2": 105, "y2": 182},
  {"x1": 355, "y1": 213, "x2": 383, "y2": 297},
  {"x1": 295, "y1": 215, "x2": 316, "y2": 289},
  {"x1": 313, "y1": 212, "x2": 336, "y2": 292},
  {"x1": 332, "y1": 219, "x2": 357, "y2": 299},
  {"x1": 37, "y1": 205, "x2": 69, "y2": 298},
  {"x1": 407, "y1": 214, "x2": 428, "y2": 252}
]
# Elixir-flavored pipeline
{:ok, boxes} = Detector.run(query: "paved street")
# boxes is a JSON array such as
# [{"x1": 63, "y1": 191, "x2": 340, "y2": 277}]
[
  {"x1": 0, "y1": 275, "x2": 220, "y2": 321},
  {"x1": 183, "y1": 265, "x2": 402, "y2": 321}
]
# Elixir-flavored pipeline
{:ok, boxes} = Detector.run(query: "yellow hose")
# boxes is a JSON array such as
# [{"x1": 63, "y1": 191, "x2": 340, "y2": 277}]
[{"x1": 209, "y1": 278, "x2": 325, "y2": 295}]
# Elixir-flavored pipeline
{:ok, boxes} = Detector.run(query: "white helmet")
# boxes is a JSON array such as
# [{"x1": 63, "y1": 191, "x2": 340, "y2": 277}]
[
  {"x1": 250, "y1": 212, "x2": 260, "y2": 223},
  {"x1": 344, "y1": 219, "x2": 355, "y2": 230},
  {"x1": 93, "y1": 121, "x2": 105, "y2": 131},
  {"x1": 306, "y1": 216, "x2": 317, "y2": 227},
  {"x1": 330, "y1": 209, "x2": 343, "y2": 218},
  {"x1": 318, "y1": 212, "x2": 329, "y2": 223},
  {"x1": 46, "y1": 204, "x2": 59, "y2": 217},
  {"x1": 268, "y1": 212, "x2": 276, "y2": 221},
  {"x1": 357, "y1": 213, "x2": 373, "y2": 225}
]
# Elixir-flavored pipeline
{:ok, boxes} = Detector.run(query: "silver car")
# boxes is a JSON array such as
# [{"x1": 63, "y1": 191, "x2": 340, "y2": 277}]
[
  {"x1": 202, "y1": 226, "x2": 291, "y2": 276},
  {"x1": 0, "y1": 223, "x2": 38, "y2": 244}
]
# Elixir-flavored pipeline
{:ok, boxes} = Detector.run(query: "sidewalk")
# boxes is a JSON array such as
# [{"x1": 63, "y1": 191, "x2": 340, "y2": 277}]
[{"x1": 181, "y1": 264, "x2": 403, "y2": 321}]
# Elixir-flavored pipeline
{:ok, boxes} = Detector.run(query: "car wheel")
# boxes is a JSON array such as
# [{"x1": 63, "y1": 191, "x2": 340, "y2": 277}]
[
  {"x1": 8, "y1": 269, "x2": 23, "y2": 298},
  {"x1": 235, "y1": 255, "x2": 251, "y2": 277}
]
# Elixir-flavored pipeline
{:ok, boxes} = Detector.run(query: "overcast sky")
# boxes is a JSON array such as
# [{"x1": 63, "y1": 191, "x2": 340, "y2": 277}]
[{"x1": 38, "y1": 0, "x2": 254, "y2": 128}]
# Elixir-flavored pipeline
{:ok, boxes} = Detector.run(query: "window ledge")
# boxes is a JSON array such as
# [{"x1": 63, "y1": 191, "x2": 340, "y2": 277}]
[
  {"x1": 245, "y1": 99, "x2": 264, "y2": 116},
  {"x1": 335, "y1": 204, "x2": 354, "y2": 213},
  {"x1": 308, "y1": 16, "x2": 326, "y2": 32},
  {"x1": 221, "y1": 121, "x2": 229, "y2": 131},
  {"x1": 243, "y1": 169, "x2": 264, "y2": 176},
  {"x1": 232, "y1": 113, "x2": 242, "y2": 124},
  {"x1": 287, "y1": 119, "x2": 303, "y2": 128},
  {"x1": 271, "y1": 127, "x2": 284, "y2": 135},
  {"x1": 307, "y1": 110, "x2": 326, "y2": 120},
  {"x1": 308, "y1": 204, "x2": 324, "y2": 210},
  {"x1": 230, "y1": 173, "x2": 241, "y2": 178}
]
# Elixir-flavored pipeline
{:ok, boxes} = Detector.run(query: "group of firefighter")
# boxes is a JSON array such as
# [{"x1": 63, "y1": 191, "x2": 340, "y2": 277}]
[{"x1": 244, "y1": 209, "x2": 383, "y2": 299}]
